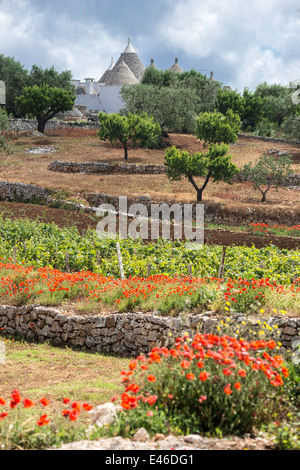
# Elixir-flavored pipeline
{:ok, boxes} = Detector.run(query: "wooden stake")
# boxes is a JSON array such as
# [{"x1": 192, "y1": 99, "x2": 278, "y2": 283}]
[
  {"x1": 97, "y1": 250, "x2": 101, "y2": 266},
  {"x1": 65, "y1": 252, "x2": 70, "y2": 272},
  {"x1": 218, "y1": 246, "x2": 227, "y2": 279},
  {"x1": 147, "y1": 264, "x2": 151, "y2": 277},
  {"x1": 188, "y1": 264, "x2": 192, "y2": 277},
  {"x1": 23, "y1": 241, "x2": 27, "y2": 256},
  {"x1": 116, "y1": 243, "x2": 125, "y2": 280}
]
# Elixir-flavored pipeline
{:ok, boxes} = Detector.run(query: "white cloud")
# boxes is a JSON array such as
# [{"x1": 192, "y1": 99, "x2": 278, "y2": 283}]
[
  {"x1": 157, "y1": 0, "x2": 300, "y2": 90},
  {"x1": 0, "y1": 0, "x2": 125, "y2": 80}
]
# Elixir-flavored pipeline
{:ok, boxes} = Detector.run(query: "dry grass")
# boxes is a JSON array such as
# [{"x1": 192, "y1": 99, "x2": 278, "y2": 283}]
[{"x1": 1, "y1": 129, "x2": 299, "y2": 210}]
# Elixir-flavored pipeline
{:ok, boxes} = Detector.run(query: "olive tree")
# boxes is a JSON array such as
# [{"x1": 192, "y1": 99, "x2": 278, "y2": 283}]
[
  {"x1": 98, "y1": 112, "x2": 161, "y2": 160},
  {"x1": 164, "y1": 144, "x2": 239, "y2": 202},
  {"x1": 243, "y1": 154, "x2": 293, "y2": 202},
  {"x1": 196, "y1": 109, "x2": 241, "y2": 147},
  {"x1": 15, "y1": 84, "x2": 76, "y2": 133}
]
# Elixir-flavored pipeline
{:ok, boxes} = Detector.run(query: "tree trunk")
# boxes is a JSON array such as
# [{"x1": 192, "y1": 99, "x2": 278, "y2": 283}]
[
  {"x1": 259, "y1": 185, "x2": 270, "y2": 202},
  {"x1": 37, "y1": 118, "x2": 47, "y2": 134},
  {"x1": 123, "y1": 143, "x2": 128, "y2": 160}
]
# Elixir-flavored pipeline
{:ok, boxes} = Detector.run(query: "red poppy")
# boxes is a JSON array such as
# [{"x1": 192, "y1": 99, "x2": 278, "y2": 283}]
[
  {"x1": 83, "y1": 403, "x2": 93, "y2": 411},
  {"x1": 37, "y1": 414, "x2": 50, "y2": 426},
  {"x1": 40, "y1": 398, "x2": 50, "y2": 407},
  {"x1": 199, "y1": 371, "x2": 210, "y2": 382},
  {"x1": 23, "y1": 398, "x2": 35, "y2": 408},
  {"x1": 224, "y1": 384, "x2": 232, "y2": 395},
  {"x1": 186, "y1": 373, "x2": 195, "y2": 381},
  {"x1": 147, "y1": 375, "x2": 156, "y2": 383}
]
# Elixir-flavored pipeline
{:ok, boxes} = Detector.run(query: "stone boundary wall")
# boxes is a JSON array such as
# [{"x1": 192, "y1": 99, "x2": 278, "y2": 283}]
[
  {"x1": 0, "y1": 180, "x2": 299, "y2": 226},
  {"x1": 85, "y1": 192, "x2": 300, "y2": 226},
  {"x1": 49, "y1": 160, "x2": 167, "y2": 175},
  {"x1": 0, "y1": 305, "x2": 299, "y2": 356},
  {"x1": 0, "y1": 180, "x2": 51, "y2": 203},
  {"x1": 48, "y1": 159, "x2": 300, "y2": 186},
  {"x1": 7, "y1": 119, "x2": 71, "y2": 133},
  {"x1": 238, "y1": 132, "x2": 300, "y2": 145}
]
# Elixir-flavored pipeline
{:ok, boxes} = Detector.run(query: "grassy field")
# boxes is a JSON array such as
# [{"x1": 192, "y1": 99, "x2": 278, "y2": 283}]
[
  {"x1": 0, "y1": 336, "x2": 128, "y2": 409},
  {"x1": 2, "y1": 128, "x2": 300, "y2": 209}
]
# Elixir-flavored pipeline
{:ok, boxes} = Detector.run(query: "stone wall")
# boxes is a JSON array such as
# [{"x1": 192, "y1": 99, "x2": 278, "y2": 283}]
[
  {"x1": 0, "y1": 180, "x2": 51, "y2": 203},
  {"x1": 85, "y1": 192, "x2": 300, "y2": 226},
  {"x1": 238, "y1": 132, "x2": 300, "y2": 145},
  {"x1": 0, "y1": 180, "x2": 299, "y2": 227},
  {"x1": 0, "y1": 304, "x2": 299, "y2": 356},
  {"x1": 49, "y1": 160, "x2": 167, "y2": 175},
  {"x1": 7, "y1": 119, "x2": 71, "y2": 133}
]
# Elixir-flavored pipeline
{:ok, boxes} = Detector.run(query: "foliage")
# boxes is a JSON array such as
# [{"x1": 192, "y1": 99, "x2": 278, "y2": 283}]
[
  {"x1": 0, "y1": 54, "x2": 29, "y2": 117},
  {"x1": 254, "y1": 82, "x2": 300, "y2": 126},
  {"x1": 196, "y1": 109, "x2": 241, "y2": 147},
  {"x1": 216, "y1": 88, "x2": 265, "y2": 131},
  {"x1": 27, "y1": 65, "x2": 74, "y2": 92},
  {"x1": 243, "y1": 154, "x2": 293, "y2": 202},
  {"x1": 121, "y1": 69, "x2": 220, "y2": 135},
  {"x1": 164, "y1": 144, "x2": 239, "y2": 201},
  {"x1": 120, "y1": 84, "x2": 199, "y2": 135},
  {"x1": 15, "y1": 84, "x2": 76, "y2": 133},
  {"x1": 281, "y1": 116, "x2": 300, "y2": 142},
  {"x1": 0, "y1": 216, "x2": 300, "y2": 285},
  {"x1": 0, "y1": 108, "x2": 12, "y2": 154},
  {"x1": 107, "y1": 332, "x2": 288, "y2": 437},
  {"x1": 0, "y1": 55, "x2": 74, "y2": 117},
  {"x1": 98, "y1": 111, "x2": 161, "y2": 159},
  {"x1": 0, "y1": 390, "x2": 91, "y2": 450}
]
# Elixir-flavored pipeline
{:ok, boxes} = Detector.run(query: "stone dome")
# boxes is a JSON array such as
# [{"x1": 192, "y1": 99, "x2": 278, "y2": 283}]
[
  {"x1": 112, "y1": 38, "x2": 145, "y2": 82},
  {"x1": 99, "y1": 57, "x2": 115, "y2": 84},
  {"x1": 168, "y1": 58, "x2": 183, "y2": 74},
  {"x1": 105, "y1": 59, "x2": 139, "y2": 86}
]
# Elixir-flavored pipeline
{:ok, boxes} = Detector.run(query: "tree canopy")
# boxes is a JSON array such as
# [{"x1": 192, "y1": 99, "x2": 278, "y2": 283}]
[
  {"x1": 196, "y1": 109, "x2": 241, "y2": 147},
  {"x1": 15, "y1": 84, "x2": 76, "y2": 133},
  {"x1": 0, "y1": 54, "x2": 74, "y2": 117},
  {"x1": 164, "y1": 144, "x2": 239, "y2": 202},
  {"x1": 98, "y1": 112, "x2": 161, "y2": 160}
]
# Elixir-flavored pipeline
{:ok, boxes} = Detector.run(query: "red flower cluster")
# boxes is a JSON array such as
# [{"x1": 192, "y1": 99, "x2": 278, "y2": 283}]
[
  {"x1": 115, "y1": 332, "x2": 288, "y2": 411},
  {"x1": 0, "y1": 391, "x2": 93, "y2": 425},
  {"x1": 251, "y1": 222, "x2": 300, "y2": 233}
]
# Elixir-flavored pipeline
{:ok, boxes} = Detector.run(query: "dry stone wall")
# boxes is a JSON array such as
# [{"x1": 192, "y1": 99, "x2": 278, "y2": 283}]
[
  {"x1": 0, "y1": 305, "x2": 299, "y2": 356},
  {"x1": 49, "y1": 160, "x2": 167, "y2": 175}
]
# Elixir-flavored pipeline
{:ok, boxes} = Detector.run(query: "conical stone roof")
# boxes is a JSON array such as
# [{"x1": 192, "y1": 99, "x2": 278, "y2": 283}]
[
  {"x1": 105, "y1": 59, "x2": 139, "y2": 86},
  {"x1": 169, "y1": 58, "x2": 183, "y2": 74},
  {"x1": 99, "y1": 57, "x2": 115, "y2": 84},
  {"x1": 112, "y1": 38, "x2": 145, "y2": 82}
]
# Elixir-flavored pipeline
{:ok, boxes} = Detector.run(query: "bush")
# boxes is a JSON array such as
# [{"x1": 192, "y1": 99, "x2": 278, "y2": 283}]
[{"x1": 108, "y1": 332, "x2": 289, "y2": 437}]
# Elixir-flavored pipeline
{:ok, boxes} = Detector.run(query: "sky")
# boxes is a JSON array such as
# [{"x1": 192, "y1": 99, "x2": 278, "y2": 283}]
[{"x1": 0, "y1": 0, "x2": 299, "y2": 92}]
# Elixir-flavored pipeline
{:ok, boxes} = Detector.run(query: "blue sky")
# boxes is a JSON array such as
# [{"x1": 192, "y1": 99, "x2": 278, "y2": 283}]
[{"x1": 0, "y1": 0, "x2": 299, "y2": 91}]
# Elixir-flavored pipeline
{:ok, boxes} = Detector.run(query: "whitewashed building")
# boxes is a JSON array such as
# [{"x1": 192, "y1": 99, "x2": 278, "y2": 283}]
[{"x1": 72, "y1": 38, "x2": 146, "y2": 115}]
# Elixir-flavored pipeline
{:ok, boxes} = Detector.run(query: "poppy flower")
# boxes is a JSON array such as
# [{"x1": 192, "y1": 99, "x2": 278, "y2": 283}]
[
  {"x1": 224, "y1": 384, "x2": 232, "y2": 395},
  {"x1": 40, "y1": 398, "x2": 50, "y2": 407},
  {"x1": 186, "y1": 373, "x2": 195, "y2": 381},
  {"x1": 37, "y1": 414, "x2": 50, "y2": 426},
  {"x1": 23, "y1": 398, "x2": 35, "y2": 408},
  {"x1": 147, "y1": 375, "x2": 156, "y2": 382},
  {"x1": 199, "y1": 371, "x2": 210, "y2": 382},
  {"x1": 83, "y1": 403, "x2": 93, "y2": 411}
]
